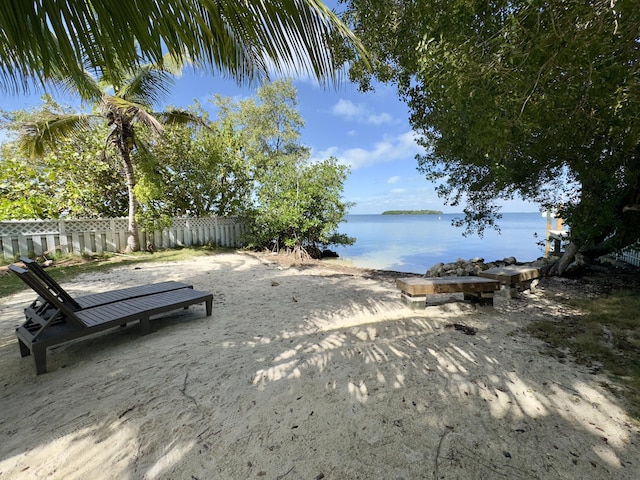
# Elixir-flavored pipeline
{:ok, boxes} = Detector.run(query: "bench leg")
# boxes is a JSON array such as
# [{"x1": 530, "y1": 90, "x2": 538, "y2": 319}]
[
  {"x1": 463, "y1": 293, "x2": 494, "y2": 306},
  {"x1": 205, "y1": 299, "x2": 212, "y2": 316},
  {"x1": 400, "y1": 293, "x2": 426, "y2": 310}
]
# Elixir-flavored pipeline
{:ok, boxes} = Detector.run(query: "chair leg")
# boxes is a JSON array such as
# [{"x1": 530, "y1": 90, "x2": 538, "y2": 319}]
[
  {"x1": 18, "y1": 339, "x2": 31, "y2": 358},
  {"x1": 33, "y1": 346, "x2": 47, "y2": 375},
  {"x1": 140, "y1": 316, "x2": 151, "y2": 335}
]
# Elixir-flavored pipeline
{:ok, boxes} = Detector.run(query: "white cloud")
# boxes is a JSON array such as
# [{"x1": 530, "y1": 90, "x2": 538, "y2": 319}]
[
  {"x1": 331, "y1": 99, "x2": 394, "y2": 125},
  {"x1": 332, "y1": 99, "x2": 366, "y2": 119},
  {"x1": 390, "y1": 188, "x2": 407, "y2": 194},
  {"x1": 367, "y1": 113, "x2": 393, "y2": 125},
  {"x1": 387, "y1": 176, "x2": 401, "y2": 184},
  {"x1": 311, "y1": 131, "x2": 423, "y2": 170}
]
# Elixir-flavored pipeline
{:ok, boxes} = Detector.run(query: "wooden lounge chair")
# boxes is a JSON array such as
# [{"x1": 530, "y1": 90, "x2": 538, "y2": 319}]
[
  {"x1": 10, "y1": 265, "x2": 213, "y2": 374},
  {"x1": 19, "y1": 256, "x2": 191, "y2": 310}
]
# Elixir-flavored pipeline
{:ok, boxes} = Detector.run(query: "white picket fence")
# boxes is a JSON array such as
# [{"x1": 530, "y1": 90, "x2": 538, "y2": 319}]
[
  {"x1": 0, "y1": 217, "x2": 246, "y2": 260},
  {"x1": 620, "y1": 245, "x2": 640, "y2": 267}
]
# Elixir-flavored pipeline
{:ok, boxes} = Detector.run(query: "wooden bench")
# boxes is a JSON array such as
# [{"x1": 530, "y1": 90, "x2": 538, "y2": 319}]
[
  {"x1": 479, "y1": 265, "x2": 541, "y2": 296},
  {"x1": 396, "y1": 276, "x2": 500, "y2": 309}
]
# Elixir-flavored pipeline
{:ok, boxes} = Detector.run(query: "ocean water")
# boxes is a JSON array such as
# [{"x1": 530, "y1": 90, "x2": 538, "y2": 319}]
[{"x1": 328, "y1": 212, "x2": 550, "y2": 274}]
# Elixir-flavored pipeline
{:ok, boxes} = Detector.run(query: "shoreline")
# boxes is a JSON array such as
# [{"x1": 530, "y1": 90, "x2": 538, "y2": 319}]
[{"x1": 333, "y1": 212, "x2": 549, "y2": 273}]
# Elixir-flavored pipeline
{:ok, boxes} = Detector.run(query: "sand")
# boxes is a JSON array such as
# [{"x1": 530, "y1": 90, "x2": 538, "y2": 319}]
[{"x1": 0, "y1": 252, "x2": 639, "y2": 479}]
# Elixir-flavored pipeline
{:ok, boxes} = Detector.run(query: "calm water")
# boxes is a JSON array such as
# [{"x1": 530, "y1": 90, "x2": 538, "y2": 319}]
[{"x1": 328, "y1": 213, "x2": 549, "y2": 274}]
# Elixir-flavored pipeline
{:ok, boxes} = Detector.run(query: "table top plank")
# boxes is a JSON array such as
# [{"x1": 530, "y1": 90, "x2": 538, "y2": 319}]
[
  {"x1": 478, "y1": 266, "x2": 541, "y2": 285},
  {"x1": 396, "y1": 276, "x2": 500, "y2": 295}
]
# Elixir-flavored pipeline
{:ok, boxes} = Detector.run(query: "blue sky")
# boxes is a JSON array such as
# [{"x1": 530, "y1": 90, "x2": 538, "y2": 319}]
[
  {"x1": 2, "y1": 2, "x2": 539, "y2": 215},
  {"x1": 166, "y1": 71, "x2": 435, "y2": 215},
  {"x1": 158, "y1": 69, "x2": 538, "y2": 215},
  {"x1": 3, "y1": 73, "x2": 538, "y2": 215}
]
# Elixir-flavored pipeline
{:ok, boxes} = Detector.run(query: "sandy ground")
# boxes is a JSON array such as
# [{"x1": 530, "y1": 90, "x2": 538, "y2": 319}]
[{"x1": 0, "y1": 252, "x2": 639, "y2": 479}]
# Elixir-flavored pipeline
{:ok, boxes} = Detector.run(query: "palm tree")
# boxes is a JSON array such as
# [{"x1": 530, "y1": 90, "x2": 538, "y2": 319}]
[
  {"x1": 19, "y1": 62, "x2": 203, "y2": 252},
  {"x1": 0, "y1": 0, "x2": 368, "y2": 94}
]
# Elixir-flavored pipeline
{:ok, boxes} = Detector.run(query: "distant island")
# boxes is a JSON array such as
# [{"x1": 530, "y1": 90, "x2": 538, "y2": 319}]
[{"x1": 381, "y1": 210, "x2": 443, "y2": 215}]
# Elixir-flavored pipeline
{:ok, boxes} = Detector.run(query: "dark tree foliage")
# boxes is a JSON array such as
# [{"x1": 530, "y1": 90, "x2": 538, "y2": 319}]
[{"x1": 341, "y1": 0, "x2": 640, "y2": 270}]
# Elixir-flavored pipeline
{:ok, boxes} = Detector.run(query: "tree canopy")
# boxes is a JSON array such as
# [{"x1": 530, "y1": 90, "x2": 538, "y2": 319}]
[
  {"x1": 11, "y1": 61, "x2": 205, "y2": 252},
  {"x1": 0, "y1": 115, "x2": 127, "y2": 221},
  {"x1": 0, "y1": 80, "x2": 354, "y2": 256},
  {"x1": 341, "y1": 0, "x2": 640, "y2": 270},
  {"x1": 211, "y1": 80, "x2": 354, "y2": 256},
  {"x1": 0, "y1": 0, "x2": 368, "y2": 94}
]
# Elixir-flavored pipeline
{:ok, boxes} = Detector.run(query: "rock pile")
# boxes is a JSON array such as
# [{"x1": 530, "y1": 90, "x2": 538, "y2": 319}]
[{"x1": 424, "y1": 256, "x2": 550, "y2": 277}]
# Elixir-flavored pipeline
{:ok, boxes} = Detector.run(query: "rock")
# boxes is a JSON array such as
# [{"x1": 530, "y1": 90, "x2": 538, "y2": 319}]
[
  {"x1": 425, "y1": 263, "x2": 444, "y2": 277},
  {"x1": 472, "y1": 264, "x2": 485, "y2": 275},
  {"x1": 531, "y1": 258, "x2": 547, "y2": 267},
  {"x1": 463, "y1": 263, "x2": 477, "y2": 275},
  {"x1": 425, "y1": 255, "x2": 541, "y2": 278},
  {"x1": 529, "y1": 279, "x2": 540, "y2": 293}
]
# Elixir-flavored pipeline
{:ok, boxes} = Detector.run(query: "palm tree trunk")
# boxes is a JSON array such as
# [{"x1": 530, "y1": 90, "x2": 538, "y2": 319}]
[{"x1": 121, "y1": 149, "x2": 140, "y2": 252}]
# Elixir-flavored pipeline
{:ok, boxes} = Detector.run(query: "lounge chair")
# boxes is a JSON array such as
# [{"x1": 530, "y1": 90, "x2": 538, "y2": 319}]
[
  {"x1": 19, "y1": 256, "x2": 191, "y2": 310},
  {"x1": 10, "y1": 265, "x2": 213, "y2": 374}
]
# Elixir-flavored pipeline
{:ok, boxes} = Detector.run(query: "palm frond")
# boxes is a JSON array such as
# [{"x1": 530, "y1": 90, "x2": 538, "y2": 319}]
[
  {"x1": 18, "y1": 114, "x2": 91, "y2": 158},
  {"x1": 101, "y1": 95, "x2": 164, "y2": 135},
  {"x1": 132, "y1": 108, "x2": 164, "y2": 136},
  {"x1": 158, "y1": 52, "x2": 190, "y2": 77},
  {"x1": 155, "y1": 109, "x2": 210, "y2": 129},
  {"x1": 0, "y1": 0, "x2": 370, "y2": 93},
  {"x1": 48, "y1": 66, "x2": 104, "y2": 102},
  {"x1": 116, "y1": 65, "x2": 175, "y2": 106}
]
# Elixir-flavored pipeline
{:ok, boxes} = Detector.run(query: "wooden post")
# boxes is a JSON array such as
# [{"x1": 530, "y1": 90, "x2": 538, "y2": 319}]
[
  {"x1": 545, "y1": 210, "x2": 565, "y2": 257},
  {"x1": 545, "y1": 211, "x2": 553, "y2": 257},
  {"x1": 2, "y1": 235, "x2": 12, "y2": 260}
]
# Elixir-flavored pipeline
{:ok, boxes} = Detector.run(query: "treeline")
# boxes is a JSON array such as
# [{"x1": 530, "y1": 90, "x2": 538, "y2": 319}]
[
  {"x1": 381, "y1": 210, "x2": 443, "y2": 215},
  {"x1": 0, "y1": 80, "x2": 354, "y2": 257}
]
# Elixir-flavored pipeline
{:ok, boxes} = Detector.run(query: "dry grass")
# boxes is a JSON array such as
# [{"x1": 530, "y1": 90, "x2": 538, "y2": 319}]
[
  {"x1": 0, "y1": 247, "x2": 233, "y2": 297},
  {"x1": 526, "y1": 287, "x2": 640, "y2": 419}
]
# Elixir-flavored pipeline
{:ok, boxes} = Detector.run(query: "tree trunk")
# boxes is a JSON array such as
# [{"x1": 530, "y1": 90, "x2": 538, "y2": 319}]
[
  {"x1": 121, "y1": 149, "x2": 140, "y2": 252},
  {"x1": 549, "y1": 242, "x2": 580, "y2": 276}
]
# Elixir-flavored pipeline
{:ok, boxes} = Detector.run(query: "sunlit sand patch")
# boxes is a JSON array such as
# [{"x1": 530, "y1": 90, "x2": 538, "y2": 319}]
[
  {"x1": 145, "y1": 440, "x2": 196, "y2": 480},
  {"x1": 0, "y1": 422, "x2": 138, "y2": 479}
]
